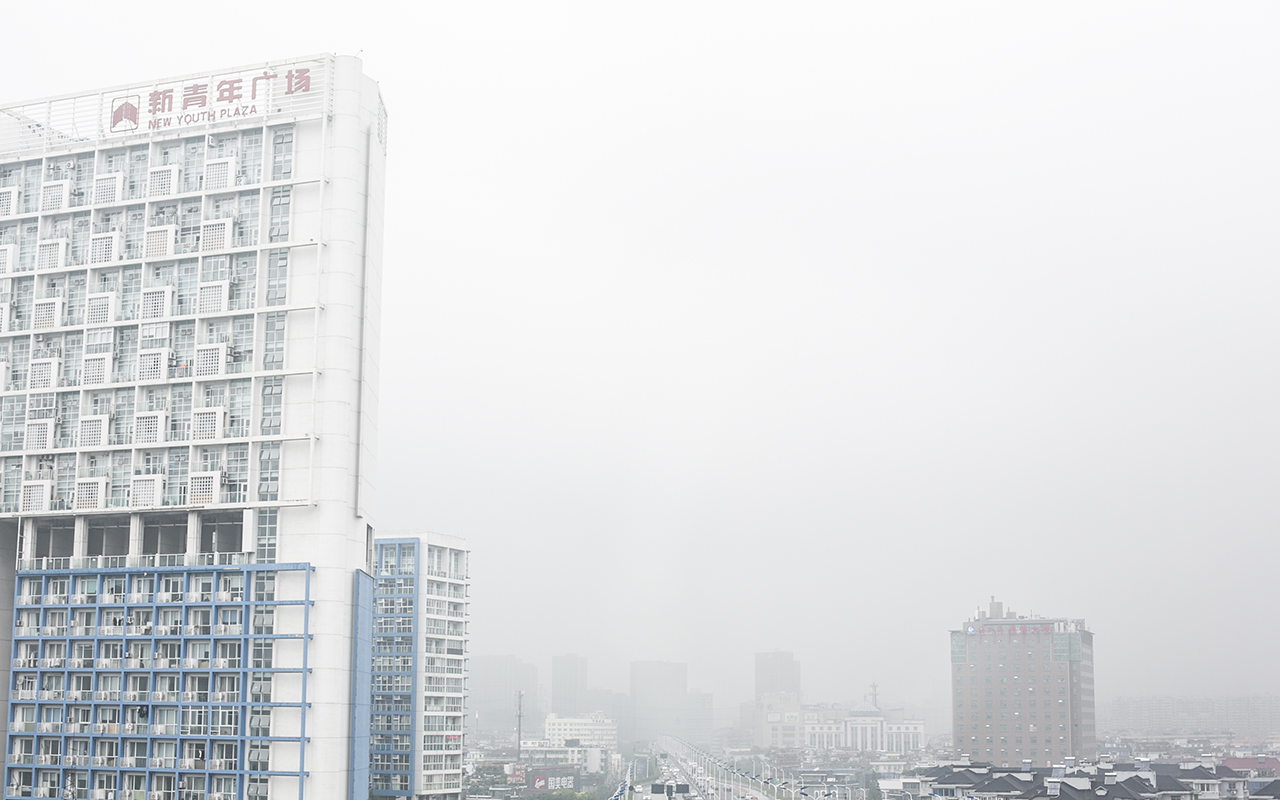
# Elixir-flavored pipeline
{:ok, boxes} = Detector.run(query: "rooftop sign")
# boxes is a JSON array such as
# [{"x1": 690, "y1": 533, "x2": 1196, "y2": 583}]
[{"x1": 0, "y1": 55, "x2": 329, "y2": 160}]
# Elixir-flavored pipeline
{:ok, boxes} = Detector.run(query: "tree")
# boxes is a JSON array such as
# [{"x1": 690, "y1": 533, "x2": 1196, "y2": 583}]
[{"x1": 863, "y1": 772, "x2": 882, "y2": 800}]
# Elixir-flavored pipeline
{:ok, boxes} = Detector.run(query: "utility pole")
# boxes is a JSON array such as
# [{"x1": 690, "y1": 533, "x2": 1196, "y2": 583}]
[{"x1": 516, "y1": 690, "x2": 524, "y2": 761}]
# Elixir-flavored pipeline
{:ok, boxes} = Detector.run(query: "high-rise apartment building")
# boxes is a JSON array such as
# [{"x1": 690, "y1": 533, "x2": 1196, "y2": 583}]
[
  {"x1": 468, "y1": 656, "x2": 539, "y2": 741},
  {"x1": 550, "y1": 654, "x2": 587, "y2": 718},
  {"x1": 0, "y1": 55, "x2": 392, "y2": 800},
  {"x1": 367, "y1": 534, "x2": 469, "y2": 799},
  {"x1": 629, "y1": 661, "x2": 687, "y2": 747},
  {"x1": 754, "y1": 651, "x2": 800, "y2": 699},
  {"x1": 949, "y1": 598, "x2": 1096, "y2": 768}
]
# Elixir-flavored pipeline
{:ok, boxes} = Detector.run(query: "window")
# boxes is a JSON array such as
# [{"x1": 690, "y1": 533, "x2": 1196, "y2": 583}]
[
  {"x1": 255, "y1": 509, "x2": 277, "y2": 564},
  {"x1": 266, "y1": 249, "x2": 288, "y2": 306},
  {"x1": 258, "y1": 442, "x2": 279, "y2": 502},
  {"x1": 268, "y1": 187, "x2": 290, "y2": 242},
  {"x1": 260, "y1": 376, "x2": 282, "y2": 435},
  {"x1": 271, "y1": 129, "x2": 293, "y2": 182},
  {"x1": 263, "y1": 312, "x2": 285, "y2": 370}
]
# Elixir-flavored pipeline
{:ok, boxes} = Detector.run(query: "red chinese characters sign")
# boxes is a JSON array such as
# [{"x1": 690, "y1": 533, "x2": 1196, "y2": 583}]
[{"x1": 105, "y1": 60, "x2": 323, "y2": 135}]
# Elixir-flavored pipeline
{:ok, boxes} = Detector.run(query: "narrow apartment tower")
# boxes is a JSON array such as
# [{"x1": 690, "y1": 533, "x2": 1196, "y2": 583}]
[
  {"x1": 366, "y1": 533, "x2": 469, "y2": 800},
  {"x1": 949, "y1": 598, "x2": 1096, "y2": 768},
  {"x1": 0, "y1": 55, "x2": 386, "y2": 800}
]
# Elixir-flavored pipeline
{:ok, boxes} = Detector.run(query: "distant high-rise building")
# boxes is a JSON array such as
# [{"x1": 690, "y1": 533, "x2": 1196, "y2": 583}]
[
  {"x1": 950, "y1": 597, "x2": 1096, "y2": 767},
  {"x1": 686, "y1": 690, "x2": 714, "y2": 748},
  {"x1": 584, "y1": 687, "x2": 633, "y2": 756},
  {"x1": 551, "y1": 654, "x2": 588, "y2": 717},
  {"x1": 630, "y1": 661, "x2": 687, "y2": 746},
  {"x1": 470, "y1": 655, "x2": 540, "y2": 740},
  {"x1": 755, "y1": 651, "x2": 801, "y2": 699}
]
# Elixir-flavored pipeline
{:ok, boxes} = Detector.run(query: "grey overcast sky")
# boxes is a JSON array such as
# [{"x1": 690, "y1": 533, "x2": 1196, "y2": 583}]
[{"x1": 7, "y1": 2, "x2": 1280, "y2": 718}]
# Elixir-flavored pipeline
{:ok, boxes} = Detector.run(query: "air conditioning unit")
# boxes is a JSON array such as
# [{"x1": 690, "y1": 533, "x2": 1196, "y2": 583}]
[
  {"x1": 194, "y1": 343, "x2": 227, "y2": 377},
  {"x1": 200, "y1": 219, "x2": 234, "y2": 252},
  {"x1": 85, "y1": 289, "x2": 120, "y2": 322},
  {"x1": 188, "y1": 469, "x2": 225, "y2": 505},
  {"x1": 21, "y1": 481, "x2": 53, "y2": 511},
  {"x1": 127, "y1": 593, "x2": 146, "y2": 603},
  {"x1": 122, "y1": 691, "x2": 141, "y2": 702},
  {"x1": 181, "y1": 691, "x2": 197, "y2": 701},
  {"x1": 93, "y1": 690, "x2": 111, "y2": 701},
  {"x1": 78, "y1": 415, "x2": 110, "y2": 448},
  {"x1": 36, "y1": 239, "x2": 68, "y2": 271},
  {"x1": 136, "y1": 349, "x2": 171, "y2": 383},
  {"x1": 23, "y1": 419, "x2": 56, "y2": 450},
  {"x1": 211, "y1": 691, "x2": 227, "y2": 702},
  {"x1": 129, "y1": 474, "x2": 166, "y2": 508},
  {"x1": 74, "y1": 477, "x2": 108, "y2": 510},
  {"x1": 0, "y1": 186, "x2": 20, "y2": 216},
  {"x1": 0, "y1": 243, "x2": 15, "y2": 274},
  {"x1": 31, "y1": 297, "x2": 64, "y2": 330},
  {"x1": 88, "y1": 232, "x2": 123, "y2": 265},
  {"x1": 147, "y1": 165, "x2": 182, "y2": 197},
  {"x1": 156, "y1": 591, "x2": 175, "y2": 603},
  {"x1": 92, "y1": 173, "x2": 124, "y2": 205},
  {"x1": 215, "y1": 590, "x2": 234, "y2": 602},
  {"x1": 140, "y1": 285, "x2": 174, "y2": 319},
  {"x1": 212, "y1": 657, "x2": 230, "y2": 668},
  {"x1": 28, "y1": 355, "x2": 62, "y2": 389},
  {"x1": 204, "y1": 156, "x2": 241, "y2": 191},
  {"x1": 92, "y1": 723, "x2": 107, "y2": 734},
  {"x1": 134, "y1": 409, "x2": 168, "y2": 444},
  {"x1": 197, "y1": 280, "x2": 230, "y2": 314},
  {"x1": 80, "y1": 352, "x2": 110, "y2": 386},
  {"x1": 69, "y1": 593, "x2": 89, "y2": 604},
  {"x1": 191, "y1": 406, "x2": 226, "y2": 439},
  {"x1": 143, "y1": 224, "x2": 178, "y2": 259},
  {"x1": 41, "y1": 179, "x2": 72, "y2": 211},
  {"x1": 181, "y1": 658, "x2": 199, "y2": 668}
]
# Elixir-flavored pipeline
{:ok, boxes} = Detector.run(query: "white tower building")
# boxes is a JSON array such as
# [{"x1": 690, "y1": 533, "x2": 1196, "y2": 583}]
[{"x1": 0, "y1": 55, "x2": 387, "y2": 800}]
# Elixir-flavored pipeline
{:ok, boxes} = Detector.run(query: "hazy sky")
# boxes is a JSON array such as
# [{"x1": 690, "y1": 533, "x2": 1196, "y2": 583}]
[{"x1": 8, "y1": 3, "x2": 1280, "y2": 718}]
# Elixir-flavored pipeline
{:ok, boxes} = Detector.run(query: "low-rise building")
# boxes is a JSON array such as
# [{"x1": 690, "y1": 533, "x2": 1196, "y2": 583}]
[{"x1": 544, "y1": 712, "x2": 619, "y2": 751}]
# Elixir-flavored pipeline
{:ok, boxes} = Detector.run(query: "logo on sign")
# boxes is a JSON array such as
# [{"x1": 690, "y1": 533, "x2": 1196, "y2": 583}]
[
  {"x1": 534, "y1": 778, "x2": 547, "y2": 790},
  {"x1": 111, "y1": 96, "x2": 140, "y2": 132}
]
